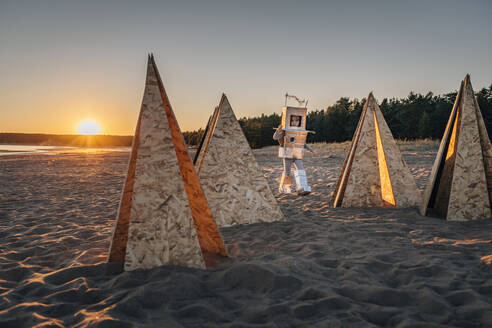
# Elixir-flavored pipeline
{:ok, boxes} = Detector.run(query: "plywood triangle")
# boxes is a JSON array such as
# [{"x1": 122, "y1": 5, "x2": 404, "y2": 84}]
[
  {"x1": 332, "y1": 93, "x2": 420, "y2": 207},
  {"x1": 420, "y1": 75, "x2": 492, "y2": 220},
  {"x1": 108, "y1": 55, "x2": 227, "y2": 271},
  {"x1": 193, "y1": 94, "x2": 284, "y2": 226}
]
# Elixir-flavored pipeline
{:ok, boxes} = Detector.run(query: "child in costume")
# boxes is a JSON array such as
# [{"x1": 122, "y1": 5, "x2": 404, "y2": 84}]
[{"x1": 273, "y1": 108, "x2": 314, "y2": 195}]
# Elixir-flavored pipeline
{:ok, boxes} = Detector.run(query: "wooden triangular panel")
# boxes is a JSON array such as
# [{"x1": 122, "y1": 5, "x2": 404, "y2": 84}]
[
  {"x1": 331, "y1": 98, "x2": 368, "y2": 206},
  {"x1": 194, "y1": 106, "x2": 220, "y2": 172},
  {"x1": 108, "y1": 55, "x2": 226, "y2": 271},
  {"x1": 421, "y1": 75, "x2": 492, "y2": 221},
  {"x1": 474, "y1": 90, "x2": 492, "y2": 206},
  {"x1": 339, "y1": 94, "x2": 383, "y2": 206},
  {"x1": 333, "y1": 93, "x2": 419, "y2": 207},
  {"x1": 195, "y1": 94, "x2": 284, "y2": 226},
  {"x1": 374, "y1": 109, "x2": 396, "y2": 206},
  {"x1": 193, "y1": 113, "x2": 214, "y2": 166},
  {"x1": 420, "y1": 82, "x2": 463, "y2": 216},
  {"x1": 373, "y1": 98, "x2": 420, "y2": 206},
  {"x1": 107, "y1": 110, "x2": 142, "y2": 265}
]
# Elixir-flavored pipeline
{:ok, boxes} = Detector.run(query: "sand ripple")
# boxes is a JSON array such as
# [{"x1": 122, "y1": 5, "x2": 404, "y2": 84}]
[{"x1": 0, "y1": 147, "x2": 492, "y2": 327}]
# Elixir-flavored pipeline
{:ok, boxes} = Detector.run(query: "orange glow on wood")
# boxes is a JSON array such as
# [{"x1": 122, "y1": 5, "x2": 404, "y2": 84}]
[
  {"x1": 150, "y1": 56, "x2": 227, "y2": 268},
  {"x1": 374, "y1": 111, "x2": 396, "y2": 206},
  {"x1": 107, "y1": 113, "x2": 141, "y2": 266}
]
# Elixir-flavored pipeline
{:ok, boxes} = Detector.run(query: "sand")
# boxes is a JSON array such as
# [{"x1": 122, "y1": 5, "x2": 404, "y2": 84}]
[{"x1": 0, "y1": 144, "x2": 491, "y2": 327}]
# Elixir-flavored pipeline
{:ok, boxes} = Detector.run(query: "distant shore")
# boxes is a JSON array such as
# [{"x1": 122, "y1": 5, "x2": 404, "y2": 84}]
[{"x1": 0, "y1": 133, "x2": 133, "y2": 147}]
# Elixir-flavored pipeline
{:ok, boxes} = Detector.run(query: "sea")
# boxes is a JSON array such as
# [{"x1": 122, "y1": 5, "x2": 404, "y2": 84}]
[{"x1": 0, "y1": 144, "x2": 130, "y2": 156}]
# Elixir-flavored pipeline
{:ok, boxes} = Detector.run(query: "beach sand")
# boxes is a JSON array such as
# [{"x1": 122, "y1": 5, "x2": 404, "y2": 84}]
[{"x1": 1, "y1": 144, "x2": 491, "y2": 327}]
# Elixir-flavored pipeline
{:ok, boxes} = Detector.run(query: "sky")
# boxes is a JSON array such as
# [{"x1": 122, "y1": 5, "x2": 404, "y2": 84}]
[{"x1": 0, "y1": 0, "x2": 491, "y2": 135}]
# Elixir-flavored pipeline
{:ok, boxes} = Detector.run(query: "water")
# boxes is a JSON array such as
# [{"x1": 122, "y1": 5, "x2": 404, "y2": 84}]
[{"x1": 0, "y1": 144, "x2": 130, "y2": 156}]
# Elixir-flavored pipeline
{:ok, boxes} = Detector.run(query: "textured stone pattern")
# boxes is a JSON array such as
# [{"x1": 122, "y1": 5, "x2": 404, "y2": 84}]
[
  {"x1": 123, "y1": 61, "x2": 205, "y2": 270},
  {"x1": 373, "y1": 100, "x2": 421, "y2": 206},
  {"x1": 342, "y1": 98, "x2": 383, "y2": 206},
  {"x1": 446, "y1": 79, "x2": 491, "y2": 221},
  {"x1": 196, "y1": 95, "x2": 284, "y2": 226}
]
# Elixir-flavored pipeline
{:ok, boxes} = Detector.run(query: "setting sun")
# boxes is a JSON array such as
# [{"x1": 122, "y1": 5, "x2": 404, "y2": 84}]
[{"x1": 76, "y1": 119, "x2": 101, "y2": 135}]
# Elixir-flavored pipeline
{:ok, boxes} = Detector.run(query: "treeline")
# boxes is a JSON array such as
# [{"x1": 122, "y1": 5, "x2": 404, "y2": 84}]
[
  {"x1": 0, "y1": 133, "x2": 133, "y2": 147},
  {"x1": 182, "y1": 128, "x2": 205, "y2": 147},
  {"x1": 4, "y1": 84, "x2": 491, "y2": 149},
  {"x1": 183, "y1": 84, "x2": 492, "y2": 149}
]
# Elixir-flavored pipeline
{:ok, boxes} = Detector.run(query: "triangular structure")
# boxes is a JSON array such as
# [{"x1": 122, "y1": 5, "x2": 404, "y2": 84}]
[
  {"x1": 108, "y1": 55, "x2": 227, "y2": 271},
  {"x1": 193, "y1": 94, "x2": 284, "y2": 227},
  {"x1": 332, "y1": 92, "x2": 420, "y2": 207},
  {"x1": 420, "y1": 75, "x2": 492, "y2": 221}
]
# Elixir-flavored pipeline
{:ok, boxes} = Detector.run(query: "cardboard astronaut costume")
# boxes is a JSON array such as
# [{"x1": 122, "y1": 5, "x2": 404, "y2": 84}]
[
  {"x1": 278, "y1": 107, "x2": 309, "y2": 159},
  {"x1": 274, "y1": 106, "x2": 314, "y2": 195}
]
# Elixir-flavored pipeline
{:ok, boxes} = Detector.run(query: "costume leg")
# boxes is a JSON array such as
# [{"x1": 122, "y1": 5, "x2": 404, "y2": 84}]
[
  {"x1": 293, "y1": 159, "x2": 311, "y2": 195},
  {"x1": 279, "y1": 158, "x2": 293, "y2": 194},
  {"x1": 293, "y1": 160, "x2": 304, "y2": 170}
]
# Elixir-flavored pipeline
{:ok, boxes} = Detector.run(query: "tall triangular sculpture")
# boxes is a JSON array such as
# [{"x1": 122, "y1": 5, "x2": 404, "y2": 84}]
[
  {"x1": 193, "y1": 94, "x2": 284, "y2": 226},
  {"x1": 108, "y1": 55, "x2": 227, "y2": 271},
  {"x1": 332, "y1": 92, "x2": 420, "y2": 207},
  {"x1": 420, "y1": 75, "x2": 492, "y2": 221}
]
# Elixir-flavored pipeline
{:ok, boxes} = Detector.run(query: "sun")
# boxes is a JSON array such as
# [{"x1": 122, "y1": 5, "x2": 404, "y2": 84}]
[{"x1": 77, "y1": 119, "x2": 101, "y2": 135}]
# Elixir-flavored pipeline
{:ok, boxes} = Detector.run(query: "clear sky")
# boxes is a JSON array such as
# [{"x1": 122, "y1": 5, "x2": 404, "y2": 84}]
[{"x1": 1, "y1": 0, "x2": 491, "y2": 135}]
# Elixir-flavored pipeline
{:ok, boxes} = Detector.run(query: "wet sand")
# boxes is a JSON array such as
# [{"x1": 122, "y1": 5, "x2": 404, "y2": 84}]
[{"x1": 0, "y1": 144, "x2": 491, "y2": 327}]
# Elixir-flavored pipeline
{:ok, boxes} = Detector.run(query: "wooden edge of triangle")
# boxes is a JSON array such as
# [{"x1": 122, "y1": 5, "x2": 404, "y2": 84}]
[
  {"x1": 419, "y1": 79, "x2": 464, "y2": 215},
  {"x1": 372, "y1": 94, "x2": 421, "y2": 207},
  {"x1": 193, "y1": 94, "x2": 228, "y2": 168},
  {"x1": 372, "y1": 103, "x2": 396, "y2": 206},
  {"x1": 332, "y1": 92, "x2": 371, "y2": 207},
  {"x1": 194, "y1": 96, "x2": 223, "y2": 174},
  {"x1": 149, "y1": 56, "x2": 227, "y2": 267},
  {"x1": 193, "y1": 114, "x2": 214, "y2": 166},
  {"x1": 472, "y1": 80, "x2": 492, "y2": 206},
  {"x1": 107, "y1": 111, "x2": 142, "y2": 270}
]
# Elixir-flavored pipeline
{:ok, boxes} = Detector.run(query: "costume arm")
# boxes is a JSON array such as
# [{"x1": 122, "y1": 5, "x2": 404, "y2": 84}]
[
  {"x1": 273, "y1": 125, "x2": 285, "y2": 140},
  {"x1": 304, "y1": 144, "x2": 314, "y2": 152}
]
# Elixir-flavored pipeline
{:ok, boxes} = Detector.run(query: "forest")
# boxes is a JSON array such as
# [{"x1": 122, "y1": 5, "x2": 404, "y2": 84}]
[
  {"x1": 3, "y1": 85, "x2": 491, "y2": 149},
  {"x1": 183, "y1": 84, "x2": 492, "y2": 149}
]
